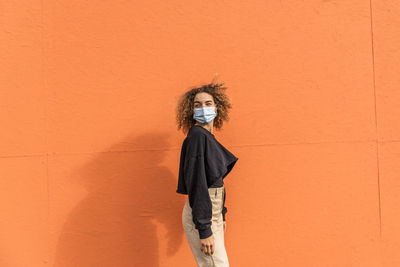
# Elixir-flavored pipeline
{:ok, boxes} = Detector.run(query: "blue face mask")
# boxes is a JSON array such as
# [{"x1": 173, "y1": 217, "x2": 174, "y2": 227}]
[{"x1": 193, "y1": 106, "x2": 217, "y2": 124}]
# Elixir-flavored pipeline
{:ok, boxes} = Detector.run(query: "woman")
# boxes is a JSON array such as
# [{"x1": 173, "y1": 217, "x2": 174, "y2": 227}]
[{"x1": 175, "y1": 80, "x2": 239, "y2": 267}]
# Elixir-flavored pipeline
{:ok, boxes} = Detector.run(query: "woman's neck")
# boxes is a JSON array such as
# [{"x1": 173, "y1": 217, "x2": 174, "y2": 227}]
[{"x1": 195, "y1": 122, "x2": 214, "y2": 134}]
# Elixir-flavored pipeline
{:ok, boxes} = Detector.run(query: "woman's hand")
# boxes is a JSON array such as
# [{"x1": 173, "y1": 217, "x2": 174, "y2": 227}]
[
  {"x1": 200, "y1": 234, "x2": 214, "y2": 256},
  {"x1": 223, "y1": 221, "x2": 226, "y2": 232}
]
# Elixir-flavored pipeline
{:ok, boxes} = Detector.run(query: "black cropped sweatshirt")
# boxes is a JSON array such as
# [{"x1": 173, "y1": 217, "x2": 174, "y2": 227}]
[{"x1": 176, "y1": 125, "x2": 239, "y2": 239}]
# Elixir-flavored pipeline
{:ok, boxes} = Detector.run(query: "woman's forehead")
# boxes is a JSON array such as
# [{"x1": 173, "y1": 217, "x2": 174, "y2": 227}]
[{"x1": 194, "y1": 92, "x2": 214, "y2": 102}]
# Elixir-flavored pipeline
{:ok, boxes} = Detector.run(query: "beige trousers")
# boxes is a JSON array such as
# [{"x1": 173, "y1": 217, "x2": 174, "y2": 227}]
[{"x1": 182, "y1": 185, "x2": 229, "y2": 267}]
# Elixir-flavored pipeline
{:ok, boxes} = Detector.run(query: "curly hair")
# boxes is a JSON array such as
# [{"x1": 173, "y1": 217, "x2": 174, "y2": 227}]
[{"x1": 175, "y1": 80, "x2": 233, "y2": 135}]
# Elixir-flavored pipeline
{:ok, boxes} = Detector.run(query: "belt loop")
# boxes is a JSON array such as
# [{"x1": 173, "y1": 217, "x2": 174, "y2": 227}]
[{"x1": 215, "y1": 188, "x2": 217, "y2": 197}]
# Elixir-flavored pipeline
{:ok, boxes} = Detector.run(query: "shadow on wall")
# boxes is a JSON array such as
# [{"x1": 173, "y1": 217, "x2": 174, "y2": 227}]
[{"x1": 53, "y1": 133, "x2": 185, "y2": 267}]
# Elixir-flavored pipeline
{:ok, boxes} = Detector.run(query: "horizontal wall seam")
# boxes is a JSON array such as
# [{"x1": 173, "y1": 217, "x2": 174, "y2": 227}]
[{"x1": 1, "y1": 139, "x2": 400, "y2": 158}]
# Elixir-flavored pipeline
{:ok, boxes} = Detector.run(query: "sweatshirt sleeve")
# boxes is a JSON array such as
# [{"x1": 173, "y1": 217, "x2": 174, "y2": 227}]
[
  {"x1": 184, "y1": 134, "x2": 213, "y2": 239},
  {"x1": 222, "y1": 189, "x2": 227, "y2": 221}
]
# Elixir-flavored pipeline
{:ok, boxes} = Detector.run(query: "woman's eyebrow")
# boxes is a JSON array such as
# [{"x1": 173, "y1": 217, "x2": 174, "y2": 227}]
[{"x1": 194, "y1": 100, "x2": 213, "y2": 103}]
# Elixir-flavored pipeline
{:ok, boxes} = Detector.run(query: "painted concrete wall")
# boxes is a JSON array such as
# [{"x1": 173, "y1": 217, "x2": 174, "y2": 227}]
[{"x1": 1, "y1": 0, "x2": 399, "y2": 266}]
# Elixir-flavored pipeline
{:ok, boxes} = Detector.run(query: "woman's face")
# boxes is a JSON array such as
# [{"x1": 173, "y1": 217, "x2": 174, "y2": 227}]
[{"x1": 193, "y1": 92, "x2": 216, "y2": 109}]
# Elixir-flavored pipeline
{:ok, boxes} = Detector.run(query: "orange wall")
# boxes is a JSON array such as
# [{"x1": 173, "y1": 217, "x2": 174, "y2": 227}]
[{"x1": 1, "y1": 1, "x2": 399, "y2": 266}]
